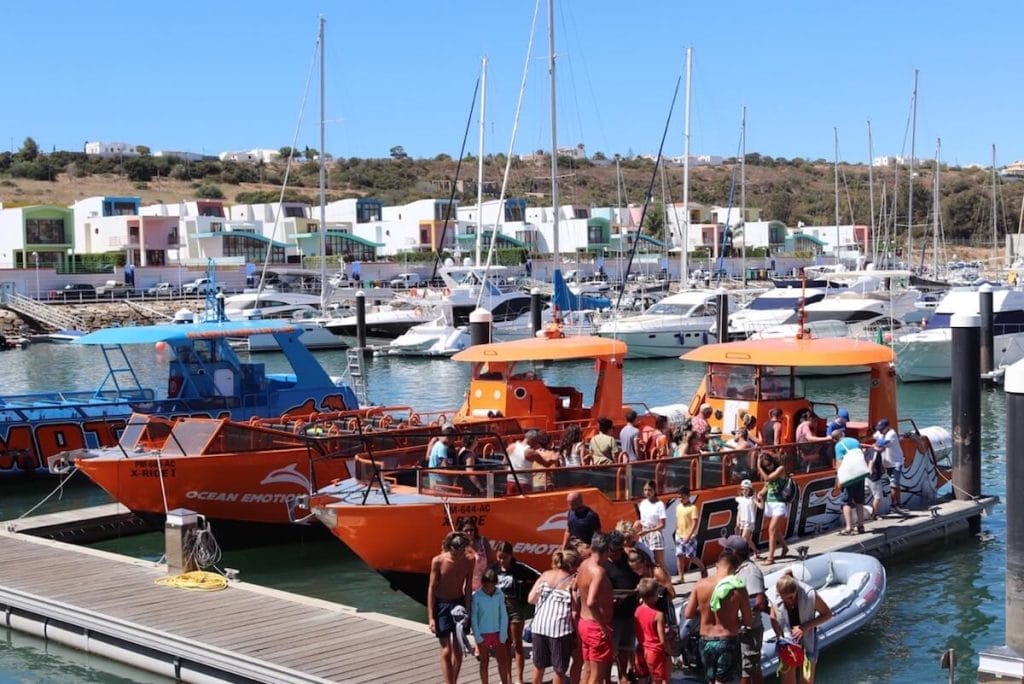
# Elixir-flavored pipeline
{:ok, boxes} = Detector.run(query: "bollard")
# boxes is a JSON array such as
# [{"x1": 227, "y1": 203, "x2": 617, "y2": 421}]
[
  {"x1": 716, "y1": 291, "x2": 729, "y2": 344},
  {"x1": 530, "y1": 288, "x2": 543, "y2": 334},
  {"x1": 165, "y1": 508, "x2": 199, "y2": 575},
  {"x1": 950, "y1": 313, "x2": 981, "y2": 501},
  {"x1": 469, "y1": 308, "x2": 493, "y2": 347},
  {"x1": 980, "y1": 283, "x2": 995, "y2": 376},
  {"x1": 355, "y1": 290, "x2": 367, "y2": 353}
]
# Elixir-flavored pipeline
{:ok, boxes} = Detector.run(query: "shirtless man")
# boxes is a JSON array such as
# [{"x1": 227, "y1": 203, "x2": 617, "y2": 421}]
[
  {"x1": 684, "y1": 552, "x2": 752, "y2": 684},
  {"x1": 576, "y1": 532, "x2": 614, "y2": 684},
  {"x1": 428, "y1": 531, "x2": 475, "y2": 684}
]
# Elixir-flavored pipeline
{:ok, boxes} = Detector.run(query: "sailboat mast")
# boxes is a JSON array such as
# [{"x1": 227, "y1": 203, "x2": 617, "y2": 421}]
[
  {"x1": 475, "y1": 57, "x2": 487, "y2": 266},
  {"x1": 992, "y1": 143, "x2": 999, "y2": 263},
  {"x1": 867, "y1": 120, "x2": 876, "y2": 264},
  {"x1": 318, "y1": 15, "x2": 327, "y2": 311},
  {"x1": 833, "y1": 127, "x2": 840, "y2": 265},
  {"x1": 616, "y1": 157, "x2": 623, "y2": 278},
  {"x1": 548, "y1": 0, "x2": 560, "y2": 262},
  {"x1": 908, "y1": 68, "x2": 918, "y2": 266},
  {"x1": 740, "y1": 104, "x2": 746, "y2": 286},
  {"x1": 933, "y1": 138, "x2": 941, "y2": 276},
  {"x1": 680, "y1": 47, "x2": 692, "y2": 287}
]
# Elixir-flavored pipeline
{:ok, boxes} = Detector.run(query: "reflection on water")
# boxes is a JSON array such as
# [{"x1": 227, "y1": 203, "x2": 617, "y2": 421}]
[
  {"x1": 0, "y1": 346, "x2": 1011, "y2": 682},
  {"x1": 0, "y1": 628, "x2": 169, "y2": 683}
]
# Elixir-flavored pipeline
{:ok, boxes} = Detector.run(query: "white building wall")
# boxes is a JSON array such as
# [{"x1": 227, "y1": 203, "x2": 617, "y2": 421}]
[
  {"x1": 84, "y1": 141, "x2": 138, "y2": 157},
  {"x1": 0, "y1": 208, "x2": 27, "y2": 268},
  {"x1": 791, "y1": 225, "x2": 860, "y2": 253}
]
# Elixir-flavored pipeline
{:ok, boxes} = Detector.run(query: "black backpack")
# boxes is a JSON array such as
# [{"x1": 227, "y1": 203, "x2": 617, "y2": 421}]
[{"x1": 780, "y1": 476, "x2": 797, "y2": 503}]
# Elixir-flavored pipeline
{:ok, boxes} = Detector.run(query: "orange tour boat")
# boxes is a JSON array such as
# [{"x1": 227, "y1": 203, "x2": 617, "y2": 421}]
[
  {"x1": 309, "y1": 336, "x2": 954, "y2": 603},
  {"x1": 68, "y1": 333, "x2": 638, "y2": 534}
]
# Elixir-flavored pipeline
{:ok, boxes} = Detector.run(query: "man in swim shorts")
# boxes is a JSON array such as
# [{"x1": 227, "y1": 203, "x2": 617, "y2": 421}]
[
  {"x1": 685, "y1": 551, "x2": 752, "y2": 684},
  {"x1": 428, "y1": 531, "x2": 475, "y2": 684},
  {"x1": 576, "y1": 532, "x2": 614, "y2": 683}
]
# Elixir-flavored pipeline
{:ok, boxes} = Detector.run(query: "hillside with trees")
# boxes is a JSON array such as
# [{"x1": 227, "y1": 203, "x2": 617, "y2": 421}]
[{"x1": 1, "y1": 137, "x2": 1021, "y2": 249}]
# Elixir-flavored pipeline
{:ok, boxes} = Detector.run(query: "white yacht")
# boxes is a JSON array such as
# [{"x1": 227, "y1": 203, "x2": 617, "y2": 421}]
[
  {"x1": 224, "y1": 291, "x2": 347, "y2": 352},
  {"x1": 592, "y1": 290, "x2": 729, "y2": 358},
  {"x1": 782, "y1": 281, "x2": 921, "y2": 335},
  {"x1": 323, "y1": 302, "x2": 437, "y2": 343},
  {"x1": 384, "y1": 267, "x2": 533, "y2": 356},
  {"x1": 726, "y1": 287, "x2": 831, "y2": 339},
  {"x1": 894, "y1": 287, "x2": 1024, "y2": 381}
]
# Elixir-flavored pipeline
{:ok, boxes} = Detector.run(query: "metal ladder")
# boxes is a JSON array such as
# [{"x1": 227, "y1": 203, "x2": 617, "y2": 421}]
[
  {"x1": 1, "y1": 292, "x2": 85, "y2": 331},
  {"x1": 346, "y1": 349, "x2": 370, "y2": 407},
  {"x1": 97, "y1": 344, "x2": 145, "y2": 397}
]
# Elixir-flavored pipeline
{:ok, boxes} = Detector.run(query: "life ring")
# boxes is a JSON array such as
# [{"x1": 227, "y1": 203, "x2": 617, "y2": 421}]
[
  {"x1": 409, "y1": 413, "x2": 421, "y2": 426},
  {"x1": 481, "y1": 443, "x2": 495, "y2": 458}
]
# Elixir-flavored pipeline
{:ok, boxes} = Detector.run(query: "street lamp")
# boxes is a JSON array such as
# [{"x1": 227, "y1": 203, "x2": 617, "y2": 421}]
[{"x1": 31, "y1": 251, "x2": 39, "y2": 299}]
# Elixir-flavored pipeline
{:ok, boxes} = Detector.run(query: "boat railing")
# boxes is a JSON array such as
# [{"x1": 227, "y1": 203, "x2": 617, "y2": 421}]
[{"x1": 346, "y1": 437, "x2": 835, "y2": 503}]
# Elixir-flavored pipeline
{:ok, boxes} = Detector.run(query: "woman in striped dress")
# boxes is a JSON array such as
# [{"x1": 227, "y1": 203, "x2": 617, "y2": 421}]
[{"x1": 527, "y1": 550, "x2": 580, "y2": 684}]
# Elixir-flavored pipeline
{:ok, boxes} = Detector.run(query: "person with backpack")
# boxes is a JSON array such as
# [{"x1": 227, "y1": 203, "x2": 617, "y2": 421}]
[{"x1": 757, "y1": 452, "x2": 790, "y2": 566}]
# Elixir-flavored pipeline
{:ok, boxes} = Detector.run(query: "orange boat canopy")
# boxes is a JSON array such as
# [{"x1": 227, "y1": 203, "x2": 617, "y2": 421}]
[
  {"x1": 681, "y1": 337, "x2": 894, "y2": 367},
  {"x1": 453, "y1": 335, "x2": 628, "y2": 363}
]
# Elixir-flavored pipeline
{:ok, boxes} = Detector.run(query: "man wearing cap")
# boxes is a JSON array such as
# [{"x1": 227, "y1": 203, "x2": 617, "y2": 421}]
[
  {"x1": 724, "y1": 535, "x2": 767, "y2": 684},
  {"x1": 873, "y1": 418, "x2": 905, "y2": 512},
  {"x1": 691, "y1": 403, "x2": 713, "y2": 449},
  {"x1": 826, "y1": 408, "x2": 850, "y2": 437}
]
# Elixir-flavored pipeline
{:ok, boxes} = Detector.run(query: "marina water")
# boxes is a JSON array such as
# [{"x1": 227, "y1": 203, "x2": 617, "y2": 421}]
[{"x1": 0, "y1": 343, "x2": 1007, "y2": 683}]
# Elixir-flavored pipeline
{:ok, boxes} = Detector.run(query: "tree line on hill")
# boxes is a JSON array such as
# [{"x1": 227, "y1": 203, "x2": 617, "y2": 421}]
[{"x1": 2, "y1": 137, "x2": 1021, "y2": 246}]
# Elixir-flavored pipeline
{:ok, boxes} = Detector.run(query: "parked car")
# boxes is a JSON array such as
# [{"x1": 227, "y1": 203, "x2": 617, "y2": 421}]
[
  {"x1": 146, "y1": 282, "x2": 178, "y2": 296},
  {"x1": 95, "y1": 280, "x2": 134, "y2": 298},
  {"x1": 182, "y1": 278, "x2": 214, "y2": 295},
  {"x1": 389, "y1": 273, "x2": 423, "y2": 289},
  {"x1": 59, "y1": 283, "x2": 96, "y2": 301}
]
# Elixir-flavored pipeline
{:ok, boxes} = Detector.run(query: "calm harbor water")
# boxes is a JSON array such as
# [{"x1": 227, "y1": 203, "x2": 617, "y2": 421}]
[{"x1": 0, "y1": 342, "x2": 1007, "y2": 683}]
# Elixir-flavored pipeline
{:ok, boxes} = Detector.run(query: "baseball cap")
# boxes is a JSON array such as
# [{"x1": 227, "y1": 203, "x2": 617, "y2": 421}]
[
  {"x1": 740, "y1": 479, "x2": 753, "y2": 489},
  {"x1": 837, "y1": 408, "x2": 850, "y2": 420},
  {"x1": 723, "y1": 534, "x2": 750, "y2": 558},
  {"x1": 875, "y1": 418, "x2": 890, "y2": 431}
]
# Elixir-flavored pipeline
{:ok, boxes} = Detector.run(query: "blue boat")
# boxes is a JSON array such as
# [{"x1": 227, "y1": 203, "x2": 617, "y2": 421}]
[{"x1": 0, "y1": 320, "x2": 359, "y2": 475}]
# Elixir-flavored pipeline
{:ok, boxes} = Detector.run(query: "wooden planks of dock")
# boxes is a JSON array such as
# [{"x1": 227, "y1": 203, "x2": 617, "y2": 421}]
[{"x1": 0, "y1": 531, "x2": 502, "y2": 683}]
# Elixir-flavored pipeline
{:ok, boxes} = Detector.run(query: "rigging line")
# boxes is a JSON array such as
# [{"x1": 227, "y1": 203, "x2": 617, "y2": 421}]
[
  {"x1": 557, "y1": 0, "x2": 587, "y2": 156},
  {"x1": 561, "y1": 0, "x2": 609, "y2": 153},
  {"x1": 614, "y1": 73, "x2": 682, "y2": 311},
  {"x1": 430, "y1": 74, "x2": 481, "y2": 281},
  {"x1": 256, "y1": 32, "x2": 320, "y2": 298},
  {"x1": 477, "y1": 0, "x2": 542, "y2": 308}
]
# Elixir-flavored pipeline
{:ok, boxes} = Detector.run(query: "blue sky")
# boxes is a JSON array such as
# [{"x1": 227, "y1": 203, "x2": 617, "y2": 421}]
[{"x1": 1, "y1": 1, "x2": 1020, "y2": 166}]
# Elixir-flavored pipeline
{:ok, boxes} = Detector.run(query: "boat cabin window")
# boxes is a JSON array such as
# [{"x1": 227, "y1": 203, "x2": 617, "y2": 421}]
[
  {"x1": 119, "y1": 417, "x2": 172, "y2": 451},
  {"x1": 707, "y1": 364, "x2": 757, "y2": 400},
  {"x1": 473, "y1": 362, "x2": 507, "y2": 381},
  {"x1": 759, "y1": 367, "x2": 803, "y2": 400}
]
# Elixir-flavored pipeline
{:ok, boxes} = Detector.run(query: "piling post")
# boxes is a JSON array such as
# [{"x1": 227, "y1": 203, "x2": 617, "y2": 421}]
[
  {"x1": 977, "y1": 359, "x2": 1024, "y2": 678},
  {"x1": 950, "y1": 313, "x2": 981, "y2": 501},
  {"x1": 469, "y1": 308, "x2": 493, "y2": 347},
  {"x1": 716, "y1": 291, "x2": 729, "y2": 344},
  {"x1": 980, "y1": 283, "x2": 995, "y2": 376},
  {"x1": 355, "y1": 290, "x2": 367, "y2": 353},
  {"x1": 530, "y1": 288, "x2": 542, "y2": 334}
]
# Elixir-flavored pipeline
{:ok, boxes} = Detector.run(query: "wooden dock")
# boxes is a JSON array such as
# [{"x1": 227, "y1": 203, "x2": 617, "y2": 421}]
[
  {"x1": 4, "y1": 503, "x2": 154, "y2": 542},
  {"x1": 0, "y1": 493, "x2": 998, "y2": 684}
]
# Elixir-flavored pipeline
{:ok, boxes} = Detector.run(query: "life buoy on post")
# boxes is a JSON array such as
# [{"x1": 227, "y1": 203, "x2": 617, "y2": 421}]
[{"x1": 168, "y1": 376, "x2": 183, "y2": 398}]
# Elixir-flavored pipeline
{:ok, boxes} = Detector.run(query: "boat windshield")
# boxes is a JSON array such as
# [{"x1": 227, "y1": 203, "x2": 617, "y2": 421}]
[
  {"x1": 707, "y1": 364, "x2": 801, "y2": 401},
  {"x1": 760, "y1": 367, "x2": 803, "y2": 400},
  {"x1": 162, "y1": 421, "x2": 221, "y2": 457},
  {"x1": 645, "y1": 302, "x2": 694, "y2": 316},
  {"x1": 118, "y1": 417, "x2": 173, "y2": 451}
]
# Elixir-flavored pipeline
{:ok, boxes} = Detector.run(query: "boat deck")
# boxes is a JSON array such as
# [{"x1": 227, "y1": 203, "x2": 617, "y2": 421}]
[{"x1": 4, "y1": 502, "x2": 154, "y2": 543}]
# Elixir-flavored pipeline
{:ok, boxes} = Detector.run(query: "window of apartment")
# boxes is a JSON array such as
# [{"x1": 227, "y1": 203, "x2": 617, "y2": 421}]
[
  {"x1": 210, "y1": 222, "x2": 223, "y2": 233},
  {"x1": 129, "y1": 226, "x2": 140, "y2": 240},
  {"x1": 356, "y1": 203, "x2": 382, "y2": 223},
  {"x1": 168, "y1": 228, "x2": 179, "y2": 245},
  {"x1": 223, "y1": 234, "x2": 285, "y2": 263},
  {"x1": 587, "y1": 224, "x2": 606, "y2": 245},
  {"x1": 434, "y1": 202, "x2": 455, "y2": 221},
  {"x1": 515, "y1": 231, "x2": 536, "y2": 245},
  {"x1": 573, "y1": 207, "x2": 590, "y2": 219},
  {"x1": 25, "y1": 218, "x2": 67, "y2": 245},
  {"x1": 198, "y1": 206, "x2": 224, "y2": 217},
  {"x1": 505, "y1": 205, "x2": 524, "y2": 222},
  {"x1": 323, "y1": 235, "x2": 375, "y2": 261},
  {"x1": 105, "y1": 201, "x2": 137, "y2": 216},
  {"x1": 284, "y1": 206, "x2": 305, "y2": 218}
]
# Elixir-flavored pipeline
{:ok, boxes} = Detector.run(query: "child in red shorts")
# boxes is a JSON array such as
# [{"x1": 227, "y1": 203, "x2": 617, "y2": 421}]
[{"x1": 633, "y1": 577, "x2": 670, "y2": 684}]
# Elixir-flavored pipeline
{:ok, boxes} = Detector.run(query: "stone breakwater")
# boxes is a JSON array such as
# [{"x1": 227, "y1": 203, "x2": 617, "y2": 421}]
[{"x1": 0, "y1": 299, "x2": 211, "y2": 337}]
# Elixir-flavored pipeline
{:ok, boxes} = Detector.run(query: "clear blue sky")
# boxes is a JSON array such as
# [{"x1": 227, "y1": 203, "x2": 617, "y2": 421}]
[{"x1": 2, "y1": 1, "x2": 1021, "y2": 166}]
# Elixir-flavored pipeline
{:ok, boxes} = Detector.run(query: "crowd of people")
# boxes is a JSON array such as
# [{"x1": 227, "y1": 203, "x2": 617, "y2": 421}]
[{"x1": 424, "y1": 405, "x2": 905, "y2": 683}]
